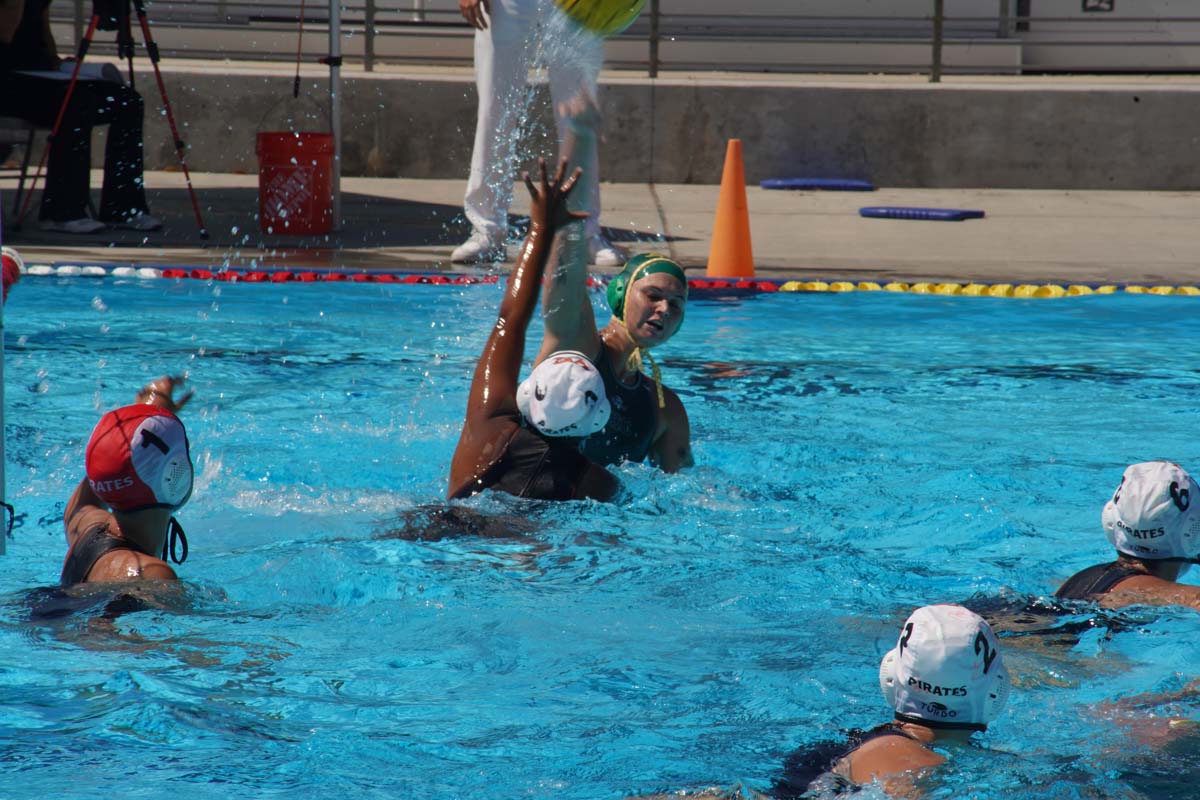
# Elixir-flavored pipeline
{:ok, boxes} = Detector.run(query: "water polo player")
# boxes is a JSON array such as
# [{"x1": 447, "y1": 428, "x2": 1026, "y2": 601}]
[
  {"x1": 538, "y1": 240, "x2": 691, "y2": 471},
  {"x1": 448, "y1": 159, "x2": 619, "y2": 503},
  {"x1": 1056, "y1": 460, "x2": 1200, "y2": 610},
  {"x1": 61, "y1": 376, "x2": 195, "y2": 584},
  {"x1": 528, "y1": 84, "x2": 689, "y2": 470},
  {"x1": 769, "y1": 604, "x2": 1011, "y2": 798}
]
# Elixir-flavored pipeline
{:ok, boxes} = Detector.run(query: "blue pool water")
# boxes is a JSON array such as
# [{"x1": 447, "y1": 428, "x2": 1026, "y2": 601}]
[{"x1": 2, "y1": 277, "x2": 1199, "y2": 799}]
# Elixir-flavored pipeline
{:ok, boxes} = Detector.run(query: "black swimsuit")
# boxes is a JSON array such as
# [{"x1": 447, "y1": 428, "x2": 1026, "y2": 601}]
[
  {"x1": 579, "y1": 345, "x2": 657, "y2": 465},
  {"x1": 464, "y1": 424, "x2": 612, "y2": 502},
  {"x1": 1055, "y1": 561, "x2": 1144, "y2": 601},
  {"x1": 60, "y1": 524, "x2": 138, "y2": 586},
  {"x1": 768, "y1": 723, "x2": 923, "y2": 799}
]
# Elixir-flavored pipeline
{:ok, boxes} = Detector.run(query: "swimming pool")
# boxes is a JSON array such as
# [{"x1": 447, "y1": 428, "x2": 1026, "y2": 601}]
[{"x1": 2, "y1": 277, "x2": 1198, "y2": 798}]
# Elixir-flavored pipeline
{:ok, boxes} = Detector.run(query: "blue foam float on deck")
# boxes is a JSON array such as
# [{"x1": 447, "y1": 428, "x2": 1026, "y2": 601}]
[
  {"x1": 859, "y1": 207, "x2": 986, "y2": 222},
  {"x1": 761, "y1": 178, "x2": 876, "y2": 192}
]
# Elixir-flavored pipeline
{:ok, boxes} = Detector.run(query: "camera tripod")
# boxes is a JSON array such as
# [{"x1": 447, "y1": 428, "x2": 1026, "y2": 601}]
[{"x1": 16, "y1": 0, "x2": 208, "y2": 238}]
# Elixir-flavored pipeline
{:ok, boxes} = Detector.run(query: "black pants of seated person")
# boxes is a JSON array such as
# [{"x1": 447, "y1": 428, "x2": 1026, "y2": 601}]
[{"x1": 0, "y1": 73, "x2": 150, "y2": 223}]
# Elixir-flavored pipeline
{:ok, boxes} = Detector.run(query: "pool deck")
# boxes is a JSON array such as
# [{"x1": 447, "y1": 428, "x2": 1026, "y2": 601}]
[{"x1": 3, "y1": 169, "x2": 1200, "y2": 285}]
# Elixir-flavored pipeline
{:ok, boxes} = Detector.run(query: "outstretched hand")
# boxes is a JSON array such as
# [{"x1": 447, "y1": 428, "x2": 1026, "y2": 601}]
[
  {"x1": 523, "y1": 158, "x2": 588, "y2": 234},
  {"x1": 136, "y1": 375, "x2": 193, "y2": 413}
]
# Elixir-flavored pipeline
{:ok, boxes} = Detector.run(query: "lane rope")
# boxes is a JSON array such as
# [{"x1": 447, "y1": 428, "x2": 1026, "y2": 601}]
[{"x1": 12, "y1": 263, "x2": 1200, "y2": 298}]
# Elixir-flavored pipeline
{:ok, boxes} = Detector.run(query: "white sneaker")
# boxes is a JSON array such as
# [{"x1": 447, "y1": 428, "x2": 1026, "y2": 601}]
[
  {"x1": 590, "y1": 235, "x2": 626, "y2": 268},
  {"x1": 451, "y1": 230, "x2": 507, "y2": 264},
  {"x1": 41, "y1": 217, "x2": 107, "y2": 234},
  {"x1": 113, "y1": 212, "x2": 163, "y2": 232}
]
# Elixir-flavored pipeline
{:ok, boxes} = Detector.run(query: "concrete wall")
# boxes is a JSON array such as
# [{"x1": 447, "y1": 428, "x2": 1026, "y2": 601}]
[{"x1": 137, "y1": 67, "x2": 1200, "y2": 190}]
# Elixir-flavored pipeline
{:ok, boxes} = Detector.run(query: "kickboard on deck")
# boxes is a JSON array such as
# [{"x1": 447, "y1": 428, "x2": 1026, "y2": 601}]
[
  {"x1": 761, "y1": 178, "x2": 876, "y2": 192},
  {"x1": 859, "y1": 207, "x2": 986, "y2": 222}
]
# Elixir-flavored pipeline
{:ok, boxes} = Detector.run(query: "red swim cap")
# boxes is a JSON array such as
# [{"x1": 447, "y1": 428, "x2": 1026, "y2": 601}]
[
  {"x1": 86, "y1": 405, "x2": 194, "y2": 511},
  {"x1": 2, "y1": 246, "x2": 22, "y2": 302}
]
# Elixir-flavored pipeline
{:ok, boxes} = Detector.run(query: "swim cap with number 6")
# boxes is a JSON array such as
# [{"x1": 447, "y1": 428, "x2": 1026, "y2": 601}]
[{"x1": 1103, "y1": 461, "x2": 1200, "y2": 561}]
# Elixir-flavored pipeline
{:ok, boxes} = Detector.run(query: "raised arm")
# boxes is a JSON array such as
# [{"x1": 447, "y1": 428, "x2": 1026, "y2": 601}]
[
  {"x1": 465, "y1": 158, "x2": 586, "y2": 421},
  {"x1": 537, "y1": 94, "x2": 604, "y2": 364},
  {"x1": 449, "y1": 160, "x2": 587, "y2": 496}
]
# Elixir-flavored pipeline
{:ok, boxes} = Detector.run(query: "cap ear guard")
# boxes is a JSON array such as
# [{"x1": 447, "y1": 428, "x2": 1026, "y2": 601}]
[
  {"x1": 982, "y1": 661, "x2": 1012, "y2": 726},
  {"x1": 156, "y1": 444, "x2": 194, "y2": 508},
  {"x1": 606, "y1": 269, "x2": 630, "y2": 320},
  {"x1": 879, "y1": 646, "x2": 900, "y2": 709}
]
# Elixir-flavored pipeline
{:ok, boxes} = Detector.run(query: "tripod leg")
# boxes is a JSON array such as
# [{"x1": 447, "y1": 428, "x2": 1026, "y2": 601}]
[
  {"x1": 118, "y1": 0, "x2": 137, "y2": 90},
  {"x1": 131, "y1": 0, "x2": 208, "y2": 239},
  {"x1": 15, "y1": 15, "x2": 101, "y2": 229}
]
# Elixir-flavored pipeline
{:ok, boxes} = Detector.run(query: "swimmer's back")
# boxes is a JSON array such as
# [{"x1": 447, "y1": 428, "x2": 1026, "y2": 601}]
[
  {"x1": 454, "y1": 423, "x2": 618, "y2": 502},
  {"x1": 769, "y1": 723, "x2": 928, "y2": 798},
  {"x1": 1056, "y1": 561, "x2": 1144, "y2": 601}
]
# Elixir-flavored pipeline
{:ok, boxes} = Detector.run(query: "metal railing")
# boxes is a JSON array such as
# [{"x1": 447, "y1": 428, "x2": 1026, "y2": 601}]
[{"x1": 53, "y1": 0, "x2": 1200, "y2": 78}]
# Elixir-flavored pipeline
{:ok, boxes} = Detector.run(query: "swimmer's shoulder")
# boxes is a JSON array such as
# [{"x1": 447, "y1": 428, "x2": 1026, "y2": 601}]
[
  {"x1": 89, "y1": 548, "x2": 178, "y2": 582},
  {"x1": 836, "y1": 732, "x2": 943, "y2": 785},
  {"x1": 1105, "y1": 574, "x2": 1200, "y2": 611}
]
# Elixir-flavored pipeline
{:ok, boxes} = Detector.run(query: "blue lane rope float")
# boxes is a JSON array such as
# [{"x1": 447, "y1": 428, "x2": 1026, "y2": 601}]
[
  {"x1": 761, "y1": 178, "x2": 876, "y2": 192},
  {"x1": 12, "y1": 263, "x2": 1200, "y2": 299},
  {"x1": 859, "y1": 207, "x2": 986, "y2": 222}
]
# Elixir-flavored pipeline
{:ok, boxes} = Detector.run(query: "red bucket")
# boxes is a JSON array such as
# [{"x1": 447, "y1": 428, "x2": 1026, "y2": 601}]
[{"x1": 256, "y1": 132, "x2": 334, "y2": 235}]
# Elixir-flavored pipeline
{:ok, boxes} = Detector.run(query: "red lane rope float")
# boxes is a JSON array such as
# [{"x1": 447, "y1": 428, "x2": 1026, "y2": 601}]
[{"x1": 33, "y1": 263, "x2": 794, "y2": 294}]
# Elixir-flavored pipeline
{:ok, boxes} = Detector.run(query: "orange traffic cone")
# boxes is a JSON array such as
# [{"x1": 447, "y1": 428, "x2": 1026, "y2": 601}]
[{"x1": 706, "y1": 139, "x2": 755, "y2": 278}]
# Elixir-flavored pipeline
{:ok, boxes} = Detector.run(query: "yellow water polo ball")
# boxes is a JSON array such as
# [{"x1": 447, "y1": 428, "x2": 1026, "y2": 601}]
[{"x1": 555, "y1": 0, "x2": 646, "y2": 36}]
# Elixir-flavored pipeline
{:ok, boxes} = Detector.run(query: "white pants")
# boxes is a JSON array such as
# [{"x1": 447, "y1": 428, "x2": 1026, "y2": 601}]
[{"x1": 463, "y1": 0, "x2": 603, "y2": 241}]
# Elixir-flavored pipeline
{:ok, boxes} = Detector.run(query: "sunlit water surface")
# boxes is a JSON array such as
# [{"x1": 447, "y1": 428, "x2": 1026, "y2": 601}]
[{"x1": 2, "y1": 278, "x2": 1199, "y2": 799}]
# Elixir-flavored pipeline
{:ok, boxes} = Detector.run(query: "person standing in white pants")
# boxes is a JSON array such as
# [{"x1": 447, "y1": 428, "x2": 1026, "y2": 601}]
[{"x1": 454, "y1": 0, "x2": 625, "y2": 267}]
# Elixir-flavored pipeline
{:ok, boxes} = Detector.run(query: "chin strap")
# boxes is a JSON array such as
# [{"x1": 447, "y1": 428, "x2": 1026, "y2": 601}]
[
  {"x1": 614, "y1": 319, "x2": 666, "y2": 408},
  {"x1": 161, "y1": 516, "x2": 189, "y2": 565}
]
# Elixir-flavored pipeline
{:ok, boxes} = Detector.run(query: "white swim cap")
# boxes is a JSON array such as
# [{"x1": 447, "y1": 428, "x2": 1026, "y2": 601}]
[
  {"x1": 516, "y1": 351, "x2": 611, "y2": 437},
  {"x1": 1103, "y1": 461, "x2": 1200, "y2": 562},
  {"x1": 880, "y1": 604, "x2": 1010, "y2": 731}
]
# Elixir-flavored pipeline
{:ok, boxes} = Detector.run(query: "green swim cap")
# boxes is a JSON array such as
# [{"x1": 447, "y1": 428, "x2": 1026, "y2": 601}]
[{"x1": 606, "y1": 253, "x2": 688, "y2": 320}]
